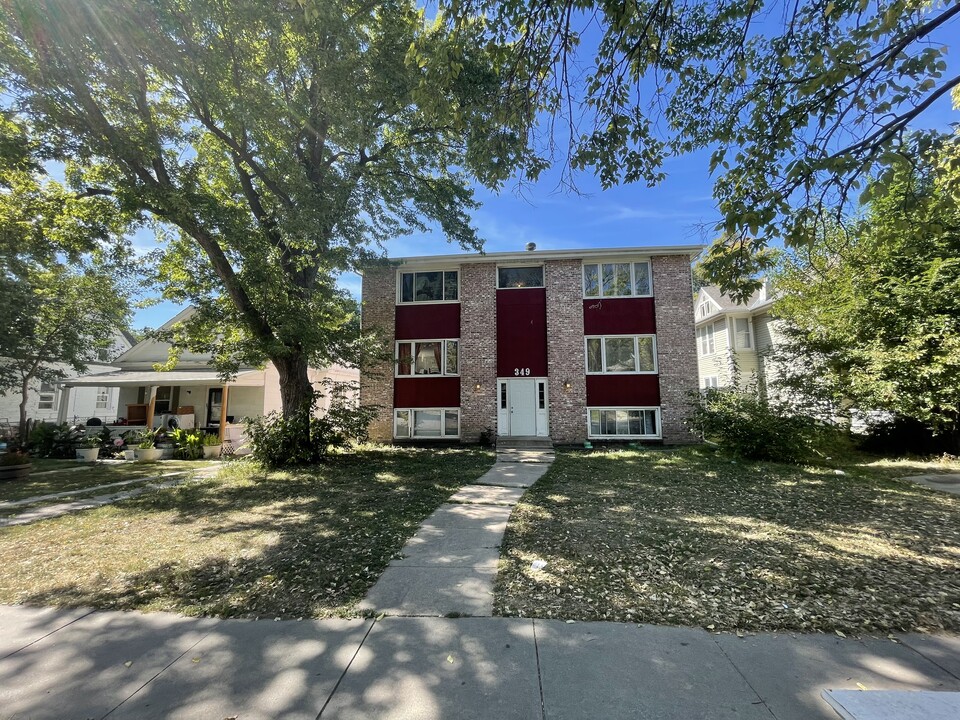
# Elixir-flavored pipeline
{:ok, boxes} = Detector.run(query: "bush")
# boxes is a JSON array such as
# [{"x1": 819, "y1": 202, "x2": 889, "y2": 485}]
[
  {"x1": 245, "y1": 392, "x2": 376, "y2": 468},
  {"x1": 687, "y1": 387, "x2": 821, "y2": 463},
  {"x1": 27, "y1": 422, "x2": 84, "y2": 458},
  {"x1": 856, "y1": 415, "x2": 960, "y2": 456}
]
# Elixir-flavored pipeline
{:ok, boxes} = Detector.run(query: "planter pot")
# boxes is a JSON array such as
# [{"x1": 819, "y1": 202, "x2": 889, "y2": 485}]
[
  {"x1": 203, "y1": 444, "x2": 222, "y2": 459},
  {"x1": 123, "y1": 449, "x2": 136, "y2": 461},
  {"x1": 0, "y1": 464, "x2": 31, "y2": 482},
  {"x1": 135, "y1": 447, "x2": 162, "y2": 462},
  {"x1": 75, "y1": 448, "x2": 99, "y2": 462}
]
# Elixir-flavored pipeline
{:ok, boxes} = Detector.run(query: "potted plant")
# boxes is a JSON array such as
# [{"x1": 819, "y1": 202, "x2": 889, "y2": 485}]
[
  {"x1": 134, "y1": 430, "x2": 162, "y2": 462},
  {"x1": 202, "y1": 432, "x2": 222, "y2": 459},
  {"x1": 75, "y1": 435, "x2": 100, "y2": 462},
  {"x1": 0, "y1": 452, "x2": 32, "y2": 482}
]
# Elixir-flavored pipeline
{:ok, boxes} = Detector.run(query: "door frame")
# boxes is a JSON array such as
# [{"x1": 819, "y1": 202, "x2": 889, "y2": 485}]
[{"x1": 497, "y1": 377, "x2": 549, "y2": 437}]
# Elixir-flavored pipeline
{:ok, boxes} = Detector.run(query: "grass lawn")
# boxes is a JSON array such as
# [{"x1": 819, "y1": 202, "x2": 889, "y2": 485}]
[
  {"x1": 0, "y1": 447, "x2": 493, "y2": 618},
  {"x1": 0, "y1": 460, "x2": 218, "y2": 504},
  {"x1": 494, "y1": 446, "x2": 960, "y2": 634}
]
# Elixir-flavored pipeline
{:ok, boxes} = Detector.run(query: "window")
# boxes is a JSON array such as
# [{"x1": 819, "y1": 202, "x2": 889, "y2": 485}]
[
  {"x1": 583, "y1": 261, "x2": 652, "y2": 298},
  {"x1": 697, "y1": 326, "x2": 716, "y2": 356},
  {"x1": 500, "y1": 383, "x2": 507, "y2": 410},
  {"x1": 38, "y1": 382, "x2": 56, "y2": 410},
  {"x1": 154, "y1": 386, "x2": 172, "y2": 414},
  {"x1": 735, "y1": 318, "x2": 753, "y2": 349},
  {"x1": 702, "y1": 376, "x2": 719, "y2": 389},
  {"x1": 394, "y1": 408, "x2": 460, "y2": 439},
  {"x1": 697, "y1": 302, "x2": 713, "y2": 319},
  {"x1": 498, "y1": 266, "x2": 543, "y2": 288},
  {"x1": 96, "y1": 387, "x2": 110, "y2": 409},
  {"x1": 588, "y1": 408, "x2": 660, "y2": 438},
  {"x1": 396, "y1": 340, "x2": 459, "y2": 376},
  {"x1": 538, "y1": 381, "x2": 546, "y2": 410},
  {"x1": 585, "y1": 335, "x2": 657, "y2": 374},
  {"x1": 399, "y1": 270, "x2": 459, "y2": 303}
]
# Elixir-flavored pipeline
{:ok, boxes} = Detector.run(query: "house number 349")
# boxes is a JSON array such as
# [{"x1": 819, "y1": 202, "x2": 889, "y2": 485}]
[{"x1": 513, "y1": 368, "x2": 531, "y2": 376}]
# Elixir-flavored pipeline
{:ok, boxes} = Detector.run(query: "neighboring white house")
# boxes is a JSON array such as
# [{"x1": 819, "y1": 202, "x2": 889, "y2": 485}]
[
  {"x1": 694, "y1": 281, "x2": 785, "y2": 389},
  {"x1": 61, "y1": 307, "x2": 359, "y2": 451},
  {"x1": 0, "y1": 331, "x2": 136, "y2": 431}
]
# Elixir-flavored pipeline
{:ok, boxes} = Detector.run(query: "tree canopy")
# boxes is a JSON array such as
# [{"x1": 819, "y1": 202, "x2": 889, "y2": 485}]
[
  {"x1": 443, "y1": 0, "x2": 958, "y2": 295},
  {"x1": 773, "y1": 131, "x2": 960, "y2": 449},
  {"x1": 0, "y1": 0, "x2": 538, "y2": 420}
]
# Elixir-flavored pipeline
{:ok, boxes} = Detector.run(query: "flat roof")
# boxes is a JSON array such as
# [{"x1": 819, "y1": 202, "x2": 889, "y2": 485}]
[{"x1": 365, "y1": 244, "x2": 704, "y2": 269}]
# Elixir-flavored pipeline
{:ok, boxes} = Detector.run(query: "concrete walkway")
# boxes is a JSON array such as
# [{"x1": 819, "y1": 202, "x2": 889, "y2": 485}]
[
  {"x1": 1, "y1": 604, "x2": 958, "y2": 719},
  {"x1": 903, "y1": 473, "x2": 960, "y2": 496},
  {"x1": 359, "y1": 446, "x2": 552, "y2": 617}
]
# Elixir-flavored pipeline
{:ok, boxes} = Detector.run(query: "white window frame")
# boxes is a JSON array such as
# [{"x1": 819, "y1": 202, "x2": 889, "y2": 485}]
[
  {"x1": 37, "y1": 381, "x2": 56, "y2": 410},
  {"x1": 396, "y1": 268, "x2": 460, "y2": 305},
  {"x1": 95, "y1": 386, "x2": 110, "y2": 409},
  {"x1": 395, "y1": 339, "x2": 460, "y2": 378},
  {"x1": 697, "y1": 325, "x2": 716, "y2": 356},
  {"x1": 582, "y1": 259, "x2": 653, "y2": 299},
  {"x1": 734, "y1": 317, "x2": 753, "y2": 350},
  {"x1": 393, "y1": 408, "x2": 461, "y2": 439},
  {"x1": 587, "y1": 407, "x2": 661, "y2": 439},
  {"x1": 496, "y1": 264, "x2": 545, "y2": 289},
  {"x1": 584, "y1": 334, "x2": 658, "y2": 375},
  {"x1": 701, "y1": 376, "x2": 719, "y2": 389}
]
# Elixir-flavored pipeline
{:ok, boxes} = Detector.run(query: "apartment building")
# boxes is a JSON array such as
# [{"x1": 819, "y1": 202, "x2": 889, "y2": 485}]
[{"x1": 360, "y1": 245, "x2": 700, "y2": 445}]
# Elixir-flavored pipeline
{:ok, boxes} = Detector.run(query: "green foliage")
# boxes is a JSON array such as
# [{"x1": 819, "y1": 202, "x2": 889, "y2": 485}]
[
  {"x1": 773, "y1": 133, "x2": 960, "y2": 449},
  {"x1": 246, "y1": 392, "x2": 375, "y2": 469},
  {"x1": 0, "y1": 451, "x2": 31, "y2": 466},
  {"x1": 169, "y1": 428, "x2": 205, "y2": 460},
  {"x1": 27, "y1": 422, "x2": 84, "y2": 458},
  {"x1": 444, "y1": 0, "x2": 957, "y2": 294},
  {"x1": 0, "y1": 0, "x2": 540, "y2": 429},
  {"x1": 687, "y1": 387, "x2": 820, "y2": 463},
  {"x1": 202, "y1": 433, "x2": 221, "y2": 447}
]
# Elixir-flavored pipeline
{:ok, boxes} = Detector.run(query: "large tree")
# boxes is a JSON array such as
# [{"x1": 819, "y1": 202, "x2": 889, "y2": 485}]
[
  {"x1": 0, "y1": 0, "x2": 536, "y2": 432},
  {"x1": 0, "y1": 119, "x2": 136, "y2": 438},
  {"x1": 444, "y1": 0, "x2": 958, "y2": 296},
  {"x1": 772, "y1": 131, "x2": 960, "y2": 449}
]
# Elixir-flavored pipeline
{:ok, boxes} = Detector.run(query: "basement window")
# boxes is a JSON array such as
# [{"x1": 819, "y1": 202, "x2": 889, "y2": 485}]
[
  {"x1": 394, "y1": 408, "x2": 460, "y2": 439},
  {"x1": 588, "y1": 408, "x2": 660, "y2": 439}
]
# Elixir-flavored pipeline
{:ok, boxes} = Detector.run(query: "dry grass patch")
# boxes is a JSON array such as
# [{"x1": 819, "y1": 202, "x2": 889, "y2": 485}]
[
  {"x1": 0, "y1": 447, "x2": 493, "y2": 618},
  {"x1": 494, "y1": 447, "x2": 960, "y2": 634}
]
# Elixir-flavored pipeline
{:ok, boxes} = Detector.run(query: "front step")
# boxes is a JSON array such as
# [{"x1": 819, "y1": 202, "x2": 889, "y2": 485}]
[{"x1": 496, "y1": 436, "x2": 554, "y2": 450}]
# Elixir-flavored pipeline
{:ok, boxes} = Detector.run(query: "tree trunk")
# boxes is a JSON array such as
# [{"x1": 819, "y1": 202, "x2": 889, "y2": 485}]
[
  {"x1": 18, "y1": 376, "x2": 30, "y2": 444},
  {"x1": 273, "y1": 352, "x2": 313, "y2": 419}
]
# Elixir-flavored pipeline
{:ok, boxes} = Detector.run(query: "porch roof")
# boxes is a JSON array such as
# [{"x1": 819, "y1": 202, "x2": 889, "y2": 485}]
[{"x1": 64, "y1": 369, "x2": 263, "y2": 388}]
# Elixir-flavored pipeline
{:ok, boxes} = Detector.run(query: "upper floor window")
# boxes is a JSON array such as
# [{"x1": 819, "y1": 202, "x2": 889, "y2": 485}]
[
  {"x1": 399, "y1": 270, "x2": 458, "y2": 303},
  {"x1": 585, "y1": 335, "x2": 657, "y2": 374},
  {"x1": 583, "y1": 261, "x2": 652, "y2": 298},
  {"x1": 734, "y1": 318, "x2": 753, "y2": 349},
  {"x1": 697, "y1": 326, "x2": 715, "y2": 356},
  {"x1": 396, "y1": 339, "x2": 459, "y2": 377},
  {"x1": 498, "y1": 266, "x2": 544, "y2": 289},
  {"x1": 697, "y1": 302, "x2": 713, "y2": 319},
  {"x1": 38, "y1": 382, "x2": 56, "y2": 410}
]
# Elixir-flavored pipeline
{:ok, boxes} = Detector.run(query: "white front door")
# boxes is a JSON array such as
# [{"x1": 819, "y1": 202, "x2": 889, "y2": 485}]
[{"x1": 508, "y1": 378, "x2": 537, "y2": 436}]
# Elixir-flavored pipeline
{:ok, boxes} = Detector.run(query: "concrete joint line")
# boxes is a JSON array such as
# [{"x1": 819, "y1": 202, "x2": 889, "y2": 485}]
[
  {"x1": 0, "y1": 608, "x2": 98, "y2": 661},
  {"x1": 713, "y1": 639, "x2": 780, "y2": 719},
  {"x1": 899, "y1": 639, "x2": 960, "y2": 682},
  {"x1": 532, "y1": 620, "x2": 547, "y2": 720},
  {"x1": 316, "y1": 619, "x2": 377, "y2": 719},
  {"x1": 101, "y1": 624, "x2": 222, "y2": 719}
]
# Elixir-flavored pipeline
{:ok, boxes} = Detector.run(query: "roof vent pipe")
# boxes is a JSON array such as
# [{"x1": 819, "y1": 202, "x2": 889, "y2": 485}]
[{"x1": 525, "y1": 242, "x2": 536, "y2": 251}]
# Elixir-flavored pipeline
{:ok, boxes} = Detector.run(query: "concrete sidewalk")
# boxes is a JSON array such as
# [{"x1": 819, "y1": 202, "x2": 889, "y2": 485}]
[{"x1": 1, "y1": 604, "x2": 958, "y2": 719}]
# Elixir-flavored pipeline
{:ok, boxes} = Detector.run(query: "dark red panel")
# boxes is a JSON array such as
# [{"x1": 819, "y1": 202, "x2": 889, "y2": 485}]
[
  {"x1": 395, "y1": 304, "x2": 460, "y2": 340},
  {"x1": 586, "y1": 375, "x2": 661, "y2": 407},
  {"x1": 496, "y1": 288, "x2": 548, "y2": 377},
  {"x1": 583, "y1": 298, "x2": 656, "y2": 335},
  {"x1": 394, "y1": 377, "x2": 461, "y2": 408}
]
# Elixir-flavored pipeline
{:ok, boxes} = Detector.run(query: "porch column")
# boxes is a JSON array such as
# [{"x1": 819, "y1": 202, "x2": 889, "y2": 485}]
[
  {"x1": 146, "y1": 385, "x2": 158, "y2": 429},
  {"x1": 56, "y1": 386, "x2": 71, "y2": 424},
  {"x1": 218, "y1": 385, "x2": 230, "y2": 442}
]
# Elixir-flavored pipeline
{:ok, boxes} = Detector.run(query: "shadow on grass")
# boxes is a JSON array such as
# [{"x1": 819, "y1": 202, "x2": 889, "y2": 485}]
[
  {"x1": 12, "y1": 447, "x2": 494, "y2": 619},
  {"x1": 495, "y1": 446, "x2": 960, "y2": 632}
]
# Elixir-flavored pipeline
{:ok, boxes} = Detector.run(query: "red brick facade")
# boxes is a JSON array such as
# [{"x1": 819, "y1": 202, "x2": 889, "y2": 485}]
[
  {"x1": 359, "y1": 248, "x2": 699, "y2": 445},
  {"x1": 652, "y1": 254, "x2": 698, "y2": 444}
]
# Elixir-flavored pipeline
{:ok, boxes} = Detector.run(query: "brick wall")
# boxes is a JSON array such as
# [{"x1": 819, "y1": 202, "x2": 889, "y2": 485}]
[
  {"x1": 652, "y1": 254, "x2": 698, "y2": 444},
  {"x1": 359, "y1": 264, "x2": 396, "y2": 442},
  {"x1": 459, "y1": 263, "x2": 497, "y2": 442},
  {"x1": 545, "y1": 259, "x2": 587, "y2": 444}
]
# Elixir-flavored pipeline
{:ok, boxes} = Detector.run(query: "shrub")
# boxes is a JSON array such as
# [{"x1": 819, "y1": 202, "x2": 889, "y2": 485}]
[
  {"x1": 27, "y1": 422, "x2": 84, "y2": 458},
  {"x1": 169, "y1": 428, "x2": 204, "y2": 459},
  {"x1": 245, "y1": 392, "x2": 376, "y2": 468},
  {"x1": 687, "y1": 386, "x2": 821, "y2": 463}
]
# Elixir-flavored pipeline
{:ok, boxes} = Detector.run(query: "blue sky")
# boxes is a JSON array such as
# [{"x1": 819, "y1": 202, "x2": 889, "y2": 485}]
[{"x1": 132, "y1": 19, "x2": 959, "y2": 329}]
